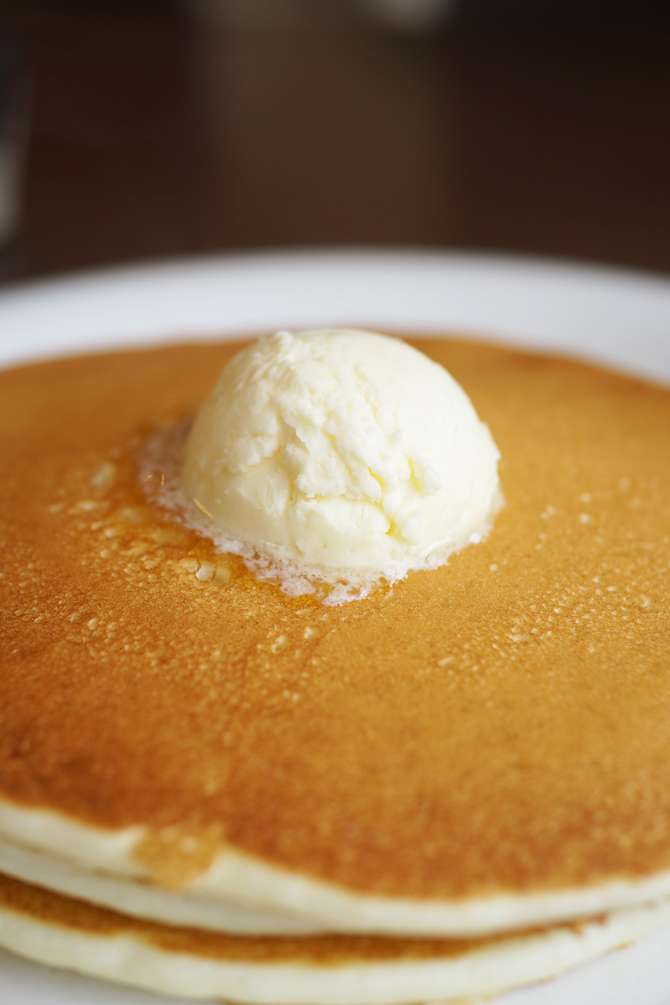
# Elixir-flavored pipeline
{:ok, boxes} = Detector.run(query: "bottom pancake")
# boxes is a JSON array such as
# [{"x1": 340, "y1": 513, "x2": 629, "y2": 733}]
[{"x1": 1, "y1": 872, "x2": 670, "y2": 1004}]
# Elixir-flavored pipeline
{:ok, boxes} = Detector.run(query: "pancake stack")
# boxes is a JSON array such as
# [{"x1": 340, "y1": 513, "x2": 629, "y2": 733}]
[{"x1": 1, "y1": 338, "x2": 670, "y2": 1002}]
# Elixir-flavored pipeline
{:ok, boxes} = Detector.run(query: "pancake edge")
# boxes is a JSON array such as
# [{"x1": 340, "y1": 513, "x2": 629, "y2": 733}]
[
  {"x1": 5, "y1": 800, "x2": 670, "y2": 937},
  {"x1": 2, "y1": 878, "x2": 670, "y2": 1005}
]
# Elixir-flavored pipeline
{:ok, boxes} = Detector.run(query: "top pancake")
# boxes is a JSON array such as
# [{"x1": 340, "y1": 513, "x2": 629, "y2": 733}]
[{"x1": 1, "y1": 338, "x2": 670, "y2": 902}]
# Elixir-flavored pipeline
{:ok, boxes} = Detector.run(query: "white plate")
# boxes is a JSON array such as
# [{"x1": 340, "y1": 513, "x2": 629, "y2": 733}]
[{"x1": 1, "y1": 250, "x2": 670, "y2": 1005}]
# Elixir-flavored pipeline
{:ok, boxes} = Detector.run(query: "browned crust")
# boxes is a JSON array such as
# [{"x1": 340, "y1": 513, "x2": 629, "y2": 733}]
[
  {"x1": 1, "y1": 339, "x2": 670, "y2": 900},
  {"x1": 0, "y1": 871, "x2": 586, "y2": 964}
]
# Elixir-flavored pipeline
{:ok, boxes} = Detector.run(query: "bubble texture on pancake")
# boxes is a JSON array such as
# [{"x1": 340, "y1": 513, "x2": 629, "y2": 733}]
[{"x1": 1, "y1": 339, "x2": 670, "y2": 905}]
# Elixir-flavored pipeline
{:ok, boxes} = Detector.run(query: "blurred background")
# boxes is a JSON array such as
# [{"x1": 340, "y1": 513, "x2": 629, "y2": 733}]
[{"x1": 0, "y1": 0, "x2": 669, "y2": 282}]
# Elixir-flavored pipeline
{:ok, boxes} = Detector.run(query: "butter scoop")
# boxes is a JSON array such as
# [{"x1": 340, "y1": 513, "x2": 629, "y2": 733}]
[{"x1": 181, "y1": 329, "x2": 500, "y2": 582}]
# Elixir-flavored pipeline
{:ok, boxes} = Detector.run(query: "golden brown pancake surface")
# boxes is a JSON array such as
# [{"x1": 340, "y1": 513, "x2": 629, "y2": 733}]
[{"x1": 1, "y1": 339, "x2": 670, "y2": 900}]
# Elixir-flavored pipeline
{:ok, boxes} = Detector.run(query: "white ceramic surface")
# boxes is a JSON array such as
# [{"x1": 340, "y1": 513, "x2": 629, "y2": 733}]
[{"x1": 1, "y1": 250, "x2": 670, "y2": 1005}]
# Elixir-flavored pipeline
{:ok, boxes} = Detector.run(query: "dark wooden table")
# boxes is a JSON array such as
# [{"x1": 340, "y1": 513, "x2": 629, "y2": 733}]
[{"x1": 1, "y1": 0, "x2": 669, "y2": 282}]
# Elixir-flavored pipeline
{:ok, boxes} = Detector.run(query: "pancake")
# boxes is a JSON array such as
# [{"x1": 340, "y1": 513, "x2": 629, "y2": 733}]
[
  {"x1": 1, "y1": 338, "x2": 670, "y2": 946},
  {"x1": 2, "y1": 871, "x2": 670, "y2": 1004}
]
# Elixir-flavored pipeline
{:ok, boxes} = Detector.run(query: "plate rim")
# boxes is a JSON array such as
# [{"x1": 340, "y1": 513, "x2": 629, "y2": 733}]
[{"x1": 0, "y1": 248, "x2": 669, "y2": 383}]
